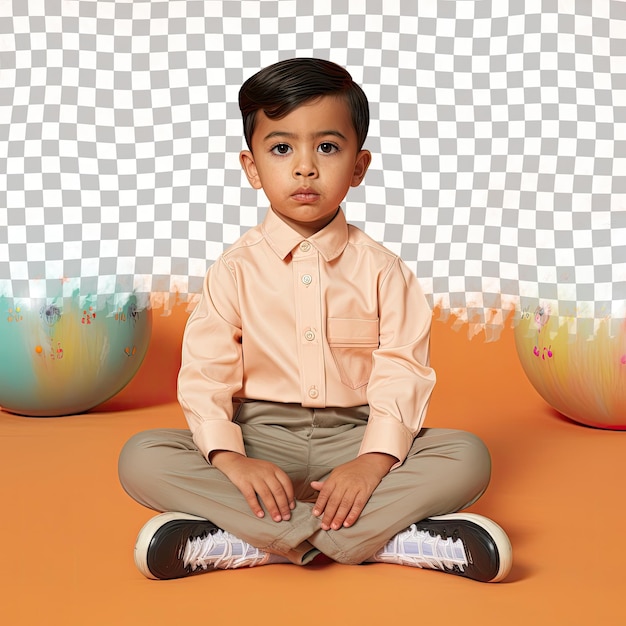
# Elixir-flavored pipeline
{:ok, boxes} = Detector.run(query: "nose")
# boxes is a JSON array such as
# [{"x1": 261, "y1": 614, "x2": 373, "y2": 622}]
[{"x1": 294, "y1": 155, "x2": 317, "y2": 178}]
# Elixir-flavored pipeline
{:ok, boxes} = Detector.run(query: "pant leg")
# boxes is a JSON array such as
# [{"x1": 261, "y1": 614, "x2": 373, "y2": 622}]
[
  {"x1": 118, "y1": 426, "x2": 320, "y2": 565},
  {"x1": 304, "y1": 426, "x2": 491, "y2": 564},
  {"x1": 118, "y1": 403, "x2": 491, "y2": 566}
]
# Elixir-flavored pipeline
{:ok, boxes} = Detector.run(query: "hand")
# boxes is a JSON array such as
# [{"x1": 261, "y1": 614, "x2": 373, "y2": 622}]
[
  {"x1": 210, "y1": 451, "x2": 295, "y2": 522},
  {"x1": 311, "y1": 453, "x2": 396, "y2": 531}
]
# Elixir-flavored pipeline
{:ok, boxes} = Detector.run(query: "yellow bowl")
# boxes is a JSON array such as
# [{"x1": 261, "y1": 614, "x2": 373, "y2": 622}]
[{"x1": 514, "y1": 306, "x2": 626, "y2": 429}]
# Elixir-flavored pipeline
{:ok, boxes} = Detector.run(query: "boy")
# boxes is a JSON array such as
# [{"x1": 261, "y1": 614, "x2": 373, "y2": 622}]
[{"x1": 118, "y1": 58, "x2": 512, "y2": 583}]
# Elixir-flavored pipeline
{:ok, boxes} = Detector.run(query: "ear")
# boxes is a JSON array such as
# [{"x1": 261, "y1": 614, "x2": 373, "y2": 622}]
[
  {"x1": 351, "y1": 149, "x2": 372, "y2": 187},
  {"x1": 240, "y1": 150, "x2": 263, "y2": 190}
]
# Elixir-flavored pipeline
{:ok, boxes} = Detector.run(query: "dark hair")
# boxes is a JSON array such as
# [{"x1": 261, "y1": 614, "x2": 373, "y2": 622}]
[{"x1": 238, "y1": 58, "x2": 369, "y2": 150}]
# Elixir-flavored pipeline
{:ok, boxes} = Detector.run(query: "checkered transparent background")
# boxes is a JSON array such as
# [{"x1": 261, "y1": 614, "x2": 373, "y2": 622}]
[{"x1": 1, "y1": 0, "x2": 625, "y2": 337}]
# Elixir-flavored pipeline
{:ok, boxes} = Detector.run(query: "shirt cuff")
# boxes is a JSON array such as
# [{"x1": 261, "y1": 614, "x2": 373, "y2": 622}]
[
  {"x1": 191, "y1": 419, "x2": 247, "y2": 462},
  {"x1": 357, "y1": 417, "x2": 415, "y2": 469}
]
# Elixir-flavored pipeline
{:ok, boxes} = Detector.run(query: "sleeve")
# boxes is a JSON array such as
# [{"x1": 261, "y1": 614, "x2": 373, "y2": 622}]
[
  {"x1": 358, "y1": 257, "x2": 437, "y2": 467},
  {"x1": 177, "y1": 256, "x2": 247, "y2": 461}
]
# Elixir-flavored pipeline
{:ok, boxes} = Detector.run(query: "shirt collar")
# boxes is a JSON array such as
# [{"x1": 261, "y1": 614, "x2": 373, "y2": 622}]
[{"x1": 261, "y1": 207, "x2": 349, "y2": 262}]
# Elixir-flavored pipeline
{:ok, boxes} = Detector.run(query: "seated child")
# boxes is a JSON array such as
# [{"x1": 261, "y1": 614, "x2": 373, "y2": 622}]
[{"x1": 118, "y1": 57, "x2": 512, "y2": 583}]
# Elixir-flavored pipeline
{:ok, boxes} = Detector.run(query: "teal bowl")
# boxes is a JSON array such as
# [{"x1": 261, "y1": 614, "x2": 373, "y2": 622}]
[{"x1": 0, "y1": 294, "x2": 152, "y2": 416}]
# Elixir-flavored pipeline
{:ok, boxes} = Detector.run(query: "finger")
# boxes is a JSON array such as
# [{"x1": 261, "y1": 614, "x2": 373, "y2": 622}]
[
  {"x1": 255, "y1": 480, "x2": 289, "y2": 522},
  {"x1": 324, "y1": 487, "x2": 370, "y2": 530},
  {"x1": 310, "y1": 481, "x2": 328, "y2": 517},
  {"x1": 268, "y1": 475, "x2": 294, "y2": 520},
  {"x1": 318, "y1": 488, "x2": 347, "y2": 531},
  {"x1": 238, "y1": 484, "x2": 266, "y2": 519},
  {"x1": 322, "y1": 492, "x2": 354, "y2": 531},
  {"x1": 276, "y1": 471, "x2": 296, "y2": 511},
  {"x1": 340, "y1": 493, "x2": 368, "y2": 528}
]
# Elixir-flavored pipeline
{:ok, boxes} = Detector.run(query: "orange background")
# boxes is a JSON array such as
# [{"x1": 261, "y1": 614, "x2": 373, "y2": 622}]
[{"x1": 2, "y1": 306, "x2": 625, "y2": 625}]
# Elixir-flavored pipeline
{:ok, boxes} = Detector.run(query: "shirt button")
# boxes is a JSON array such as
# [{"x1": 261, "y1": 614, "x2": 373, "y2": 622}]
[
  {"x1": 308, "y1": 387, "x2": 319, "y2": 399},
  {"x1": 304, "y1": 330, "x2": 315, "y2": 341},
  {"x1": 300, "y1": 241, "x2": 311, "y2": 252},
  {"x1": 301, "y1": 274, "x2": 312, "y2": 285}
]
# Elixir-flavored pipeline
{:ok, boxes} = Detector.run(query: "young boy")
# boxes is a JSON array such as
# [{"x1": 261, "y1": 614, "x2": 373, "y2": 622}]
[{"x1": 118, "y1": 58, "x2": 512, "y2": 583}]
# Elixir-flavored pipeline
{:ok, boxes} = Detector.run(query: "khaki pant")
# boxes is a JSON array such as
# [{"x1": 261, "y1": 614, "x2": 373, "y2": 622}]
[{"x1": 118, "y1": 401, "x2": 491, "y2": 565}]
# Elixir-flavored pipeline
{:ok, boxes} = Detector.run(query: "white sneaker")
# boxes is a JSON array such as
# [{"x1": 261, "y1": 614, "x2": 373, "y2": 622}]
[
  {"x1": 134, "y1": 512, "x2": 270, "y2": 579},
  {"x1": 373, "y1": 513, "x2": 512, "y2": 583}
]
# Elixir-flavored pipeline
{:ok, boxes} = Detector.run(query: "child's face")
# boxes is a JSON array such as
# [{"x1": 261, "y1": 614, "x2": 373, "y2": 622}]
[{"x1": 240, "y1": 95, "x2": 371, "y2": 237}]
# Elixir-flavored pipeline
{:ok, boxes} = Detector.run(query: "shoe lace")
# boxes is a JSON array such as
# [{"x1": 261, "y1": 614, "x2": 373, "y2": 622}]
[
  {"x1": 182, "y1": 529, "x2": 269, "y2": 571},
  {"x1": 380, "y1": 524, "x2": 468, "y2": 572}
]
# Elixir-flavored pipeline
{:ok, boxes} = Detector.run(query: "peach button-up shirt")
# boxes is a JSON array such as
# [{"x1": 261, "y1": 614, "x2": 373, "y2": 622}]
[{"x1": 178, "y1": 208, "x2": 436, "y2": 467}]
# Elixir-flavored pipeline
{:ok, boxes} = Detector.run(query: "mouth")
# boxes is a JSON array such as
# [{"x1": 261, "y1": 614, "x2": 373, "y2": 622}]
[{"x1": 292, "y1": 189, "x2": 320, "y2": 202}]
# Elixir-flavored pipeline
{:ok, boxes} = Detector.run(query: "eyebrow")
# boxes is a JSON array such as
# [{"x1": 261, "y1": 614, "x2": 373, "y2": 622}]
[{"x1": 262, "y1": 130, "x2": 349, "y2": 142}]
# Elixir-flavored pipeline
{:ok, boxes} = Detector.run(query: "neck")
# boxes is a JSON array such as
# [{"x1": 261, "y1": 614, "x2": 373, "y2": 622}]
[{"x1": 272, "y1": 208, "x2": 339, "y2": 238}]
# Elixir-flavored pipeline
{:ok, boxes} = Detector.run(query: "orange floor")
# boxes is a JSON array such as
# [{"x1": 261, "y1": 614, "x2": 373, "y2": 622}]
[{"x1": 2, "y1": 306, "x2": 625, "y2": 626}]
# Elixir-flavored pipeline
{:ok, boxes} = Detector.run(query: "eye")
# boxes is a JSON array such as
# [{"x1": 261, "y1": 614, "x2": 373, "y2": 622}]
[
  {"x1": 271, "y1": 143, "x2": 291, "y2": 155},
  {"x1": 318, "y1": 142, "x2": 339, "y2": 154}
]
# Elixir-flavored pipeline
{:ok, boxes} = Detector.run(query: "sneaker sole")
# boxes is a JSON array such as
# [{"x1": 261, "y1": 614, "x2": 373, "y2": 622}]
[
  {"x1": 426, "y1": 512, "x2": 513, "y2": 582},
  {"x1": 134, "y1": 512, "x2": 210, "y2": 580}
]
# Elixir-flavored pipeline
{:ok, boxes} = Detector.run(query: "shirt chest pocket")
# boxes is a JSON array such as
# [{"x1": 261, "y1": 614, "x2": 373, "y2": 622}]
[{"x1": 327, "y1": 318, "x2": 379, "y2": 390}]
